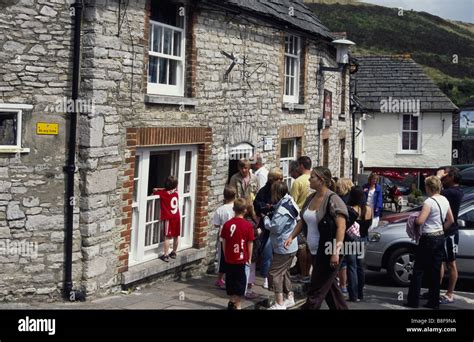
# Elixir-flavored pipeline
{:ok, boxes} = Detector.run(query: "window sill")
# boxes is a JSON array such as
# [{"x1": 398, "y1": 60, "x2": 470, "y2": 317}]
[
  {"x1": 0, "y1": 147, "x2": 30, "y2": 154},
  {"x1": 145, "y1": 94, "x2": 198, "y2": 107},
  {"x1": 121, "y1": 248, "x2": 206, "y2": 285},
  {"x1": 282, "y1": 103, "x2": 306, "y2": 111},
  {"x1": 396, "y1": 151, "x2": 423, "y2": 155}
]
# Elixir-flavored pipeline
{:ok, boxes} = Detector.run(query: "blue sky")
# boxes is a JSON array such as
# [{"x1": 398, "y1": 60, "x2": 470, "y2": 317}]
[{"x1": 360, "y1": 0, "x2": 474, "y2": 23}]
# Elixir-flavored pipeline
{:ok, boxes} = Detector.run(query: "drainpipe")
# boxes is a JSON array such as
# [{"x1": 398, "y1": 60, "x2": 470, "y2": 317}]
[{"x1": 63, "y1": 0, "x2": 85, "y2": 302}]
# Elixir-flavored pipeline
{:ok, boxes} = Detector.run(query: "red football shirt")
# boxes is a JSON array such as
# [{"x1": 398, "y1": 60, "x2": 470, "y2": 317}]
[
  {"x1": 220, "y1": 217, "x2": 254, "y2": 264},
  {"x1": 155, "y1": 189, "x2": 180, "y2": 220}
]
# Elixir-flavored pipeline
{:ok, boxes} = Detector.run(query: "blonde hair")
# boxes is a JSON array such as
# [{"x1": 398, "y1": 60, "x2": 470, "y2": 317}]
[
  {"x1": 425, "y1": 176, "x2": 442, "y2": 194},
  {"x1": 336, "y1": 178, "x2": 354, "y2": 196},
  {"x1": 238, "y1": 159, "x2": 251, "y2": 169},
  {"x1": 233, "y1": 198, "x2": 247, "y2": 215},
  {"x1": 268, "y1": 168, "x2": 283, "y2": 183},
  {"x1": 312, "y1": 166, "x2": 335, "y2": 191},
  {"x1": 271, "y1": 181, "x2": 288, "y2": 204},
  {"x1": 245, "y1": 196, "x2": 256, "y2": 220},
  {"x1": 368, "y1": 173, "x2": 379, "y2": 184}
]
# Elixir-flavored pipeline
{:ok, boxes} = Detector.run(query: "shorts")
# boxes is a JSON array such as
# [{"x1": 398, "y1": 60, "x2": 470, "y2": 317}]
[
  {"x1": 225, "y1": 263, "x2": 247, "y2": 296},
  {"x1": 443, "y1": 231, "x2": 459, "y2": 262},
  {"x1": 164, "y1": 218, "x2": 181, "y2": 238}
]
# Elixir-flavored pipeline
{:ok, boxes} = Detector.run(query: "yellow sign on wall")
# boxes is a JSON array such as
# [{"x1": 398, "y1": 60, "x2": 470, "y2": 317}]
[{"x1": 36, "y1": 123, "x2": 59, "y2": 135}]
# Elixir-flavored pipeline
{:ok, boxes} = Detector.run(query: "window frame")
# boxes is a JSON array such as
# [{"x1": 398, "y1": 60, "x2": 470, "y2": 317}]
[
  {"x1": 280, "y1": 138, "x2": 297, "y2": 189},
  {"x1": 399, "y1": 114, "x2": 421, "y2": 153},
  {"x1": 283, "y1": 34, "x2": 301, "y2": 104},
  {"x1": 147, "y1": 5, "x2": 186, "y2": 97},
  {"x1": 0, "y1": 103, "x2": 32, "y2": 153},
  {"x1": 130, "y1": 145, "x2": 197, "y2": 266}
]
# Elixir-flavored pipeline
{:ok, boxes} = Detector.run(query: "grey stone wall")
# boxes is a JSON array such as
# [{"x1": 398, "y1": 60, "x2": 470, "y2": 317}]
[
  {"x1": 0, "y1": 0, "x2": 82, "y2": 301},
  {"x1": 77, "y1": 0, "x2": 352, "y2": 297},
  {"x1": 0, "y1": 0, "x2": 353, "y2": 300}
]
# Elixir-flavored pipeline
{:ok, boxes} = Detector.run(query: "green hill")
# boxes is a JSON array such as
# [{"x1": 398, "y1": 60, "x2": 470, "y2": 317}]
[{"x1": 306, "y1": 1, "x2": 474, "y2": 106}]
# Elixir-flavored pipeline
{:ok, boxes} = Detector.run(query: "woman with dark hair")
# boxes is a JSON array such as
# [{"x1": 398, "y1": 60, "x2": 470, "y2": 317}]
[
  {"x1": 346, "y1": 186, "x2": 373, "y2": 302},
  {"x1": 284, "y1": 166, "x2": 349, "y2": 310}
]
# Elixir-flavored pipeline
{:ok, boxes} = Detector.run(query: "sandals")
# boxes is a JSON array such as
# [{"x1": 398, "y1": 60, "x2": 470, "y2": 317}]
[
  {"x1": 159, "y1": 255, "x2": 170, "y2": 262},
  {"x1": 439, "y1": 295, "x2": 455, "y2": 304},
  {"x1": 169, "y1": 251, "x2": 177, "y2": 259}
]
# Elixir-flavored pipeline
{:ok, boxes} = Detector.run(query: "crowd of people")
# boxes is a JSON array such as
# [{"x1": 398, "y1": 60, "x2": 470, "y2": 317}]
[
  {"x1": 155, "y1": 156, "x2": 463, "y2": 311},
  {"x1": 213, "y1": 156, "x2": 396, "y2": 310}
]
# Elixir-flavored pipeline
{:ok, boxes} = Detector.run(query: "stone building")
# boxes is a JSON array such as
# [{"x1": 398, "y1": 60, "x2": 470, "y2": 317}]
[{"x1": 0, "y1": 0, "x2": 352, "y2": 301}]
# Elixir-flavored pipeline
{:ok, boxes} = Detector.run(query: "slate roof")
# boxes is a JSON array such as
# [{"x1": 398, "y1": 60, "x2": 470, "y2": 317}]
[
  {"x1": 205, "y1": 0, "x2": 334, "y2": 41},
  {"x1": 354, "y1": 56, "x2": 458, "y2": 112}
]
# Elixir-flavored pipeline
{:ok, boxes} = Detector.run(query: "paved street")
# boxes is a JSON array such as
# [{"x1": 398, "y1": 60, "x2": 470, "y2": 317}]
[{"x1": 1, "y1": 270, "x2": 472, "y2": 310}]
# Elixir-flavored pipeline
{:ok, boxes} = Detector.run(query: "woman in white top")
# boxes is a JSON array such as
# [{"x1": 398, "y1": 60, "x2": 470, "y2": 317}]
[{"x1": 406, "y1": 176, "x2": 454, "y2": 309}]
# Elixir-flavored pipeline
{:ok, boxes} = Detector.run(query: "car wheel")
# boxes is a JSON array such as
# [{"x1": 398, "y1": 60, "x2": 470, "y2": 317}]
[{"x1": 387, "y1": 247, "x2": 415, "y2": 287}]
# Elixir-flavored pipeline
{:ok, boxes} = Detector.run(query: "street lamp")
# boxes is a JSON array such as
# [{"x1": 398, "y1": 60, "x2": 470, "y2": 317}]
[{"x1": 318, "y1": 38, "x2": 356, "y2": 74}]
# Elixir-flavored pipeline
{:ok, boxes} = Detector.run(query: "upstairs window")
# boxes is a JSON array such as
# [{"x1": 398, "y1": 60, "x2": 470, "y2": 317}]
[
  {"x1": 284, "y1": 35, "x2": 300, "y2": 103},
  {"x1": 148, "y1": 1, "x2": 185, "y2": 96},
  {"x1": 401, "y1": 114, "x2": 420, "y2": 152}
]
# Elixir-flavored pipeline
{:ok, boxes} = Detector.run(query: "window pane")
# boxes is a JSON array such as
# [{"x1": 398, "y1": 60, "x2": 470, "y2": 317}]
[
  {"x1": 411, "y1": 116, "x2": 418, "y2": 130},
  {"x1": 168, "y1": 59, "x2": 178, "y2": 85},
  {"x1": 154, "y1": 198, "x2": 160, "y2": 220},
  {"x1": 285, "y1": 77, "x2": 290, "y2": 96},
  {"x1": 145, "y1": 224, "x2": 152, "y2": 246},
  {"x1": 285, "y1": 36, "x2": 290, "y2": 53},
  {"x1": 184, "y1": 173, "x2": 191, "y2": 193},
  {"x1": 0, "y1": 113, "x2": 17, "y2": 146},
  {"x1": 290, "y1": 76, "x2": 294, "y2": 96},
  {"x1": 402, "y1": 115, "x2": 410, "y2": 130},
  {"x1": 158, "y1": 57, "x2": 168, "y2": 84},
  {"x1": 173, "y1": 31, "x2": 181, "y2": 56},
  {"x1": 163, "y1": 28, "x2": 172, "y2": 55},
  {"x1": 146, "y1": 200, "x2": 154, "y2": 222},
  {"x1": 185, "y1": 151, "x2": 192, "y2": 171},
  {"x1": 152, "y1": 222, "x2": 159, "y2": 244},
  {"x1": 152, "y1": 24, "x2": 162, "y2": 53},
  {"x1": 148, "y1": 56, "x2": 158, "y2": 83},
  {"x1": 410, "y1": 132, "x2": 418, "y2": 150},
  {"x1": 402, "y1": 132, "x2": 410, "y2": 150},
  {"x1": 285, "y1": 56, "x2": 290, "y2": 76},
  {"x1": 281, "y1": 140, "x2": 289, "y2": 158},
  {"x1": 151, "y1": 3, "x2": 184, "y2": 28}
]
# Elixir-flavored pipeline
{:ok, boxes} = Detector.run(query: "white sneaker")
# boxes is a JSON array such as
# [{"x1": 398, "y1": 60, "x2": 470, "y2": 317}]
[
  {"x1": 263, "y1": 278, "x2": 269, "y2": 289},
  {"x1": 268, "y1": 302, "x2": 287, "y2": 310},
  {"x1": 284, "y1": 292, "x2": 295, "y2": 308}
]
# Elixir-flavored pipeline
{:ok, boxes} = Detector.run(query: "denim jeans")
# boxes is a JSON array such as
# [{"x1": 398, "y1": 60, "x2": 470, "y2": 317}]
[
  {"x1": 407, "y1": 235, "x2": 445, "y2": 308},
  {"x1": 260, "y1": 238, "x2": 273, "y2": 278},
  {"x1": 345, "y1": 253, "x2": 365, "y2": 300}
]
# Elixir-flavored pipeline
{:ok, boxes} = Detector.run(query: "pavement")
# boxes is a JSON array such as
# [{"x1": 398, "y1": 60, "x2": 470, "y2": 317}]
[{"x1": 1, "y1": 271, "x2": 473, "y2": 310}]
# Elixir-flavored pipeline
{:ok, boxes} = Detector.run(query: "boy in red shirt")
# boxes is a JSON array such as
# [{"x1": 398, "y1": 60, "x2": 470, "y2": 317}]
[
  {"x1": 220, "y1": 198, "x2": 254, "y2": 310},
  {"x1": 153, "y1": 176, "x2": 180, "y2": 262}
]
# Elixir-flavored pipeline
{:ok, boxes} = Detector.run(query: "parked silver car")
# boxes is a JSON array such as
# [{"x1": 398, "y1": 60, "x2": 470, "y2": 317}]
[{"x1": 366, "y1": 196, "x2": 474, "y2": 286}]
